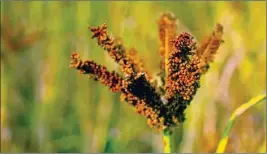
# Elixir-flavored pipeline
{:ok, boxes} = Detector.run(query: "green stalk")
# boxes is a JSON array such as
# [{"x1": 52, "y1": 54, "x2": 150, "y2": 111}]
[
  {"x1": 216, "y1": 94, "x2": 266, "y2": 153},
  {"x1": 163, "y1": 130, "x2": 171, "y2": 153}
]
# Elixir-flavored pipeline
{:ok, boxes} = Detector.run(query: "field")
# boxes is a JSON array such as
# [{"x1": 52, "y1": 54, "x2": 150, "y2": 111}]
[{"x1": 1, "y1": 1, "x2": 266, "y2": 153}]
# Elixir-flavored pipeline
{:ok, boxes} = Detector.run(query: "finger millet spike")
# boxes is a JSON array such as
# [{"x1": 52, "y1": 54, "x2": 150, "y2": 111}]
[{"x1": 70, "y1": 13, "x2": 224, "y2": 132}]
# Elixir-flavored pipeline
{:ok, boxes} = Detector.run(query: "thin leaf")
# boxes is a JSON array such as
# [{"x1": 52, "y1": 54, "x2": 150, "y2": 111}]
[{"x1": 216, "y1": 94, "x2": 266, "y2": 153}]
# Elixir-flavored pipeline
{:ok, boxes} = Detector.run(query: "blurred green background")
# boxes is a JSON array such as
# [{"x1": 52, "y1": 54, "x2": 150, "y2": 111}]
[{"x1": 1, "y1": 1, "x2": 266, "y2": 153}]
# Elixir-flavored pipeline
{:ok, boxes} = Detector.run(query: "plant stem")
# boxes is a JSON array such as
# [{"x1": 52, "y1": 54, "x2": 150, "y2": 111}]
[{"x1": 163, "y1": 130, "x2": 171, "y2": 153}]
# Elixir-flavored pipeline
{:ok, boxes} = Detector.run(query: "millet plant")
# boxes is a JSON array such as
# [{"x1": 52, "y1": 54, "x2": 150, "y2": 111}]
[{"x1": 69, "y1": 12, "x2": 224, "y2": 152}]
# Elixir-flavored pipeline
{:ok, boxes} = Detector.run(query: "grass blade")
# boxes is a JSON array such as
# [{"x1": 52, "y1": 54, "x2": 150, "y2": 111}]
[{"x1": 216, "y1": 94, "x2": 266, "y2": 153}]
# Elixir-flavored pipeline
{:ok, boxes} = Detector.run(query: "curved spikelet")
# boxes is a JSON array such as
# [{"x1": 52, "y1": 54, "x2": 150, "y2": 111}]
[
  {"x1": 70, "y1": 52, "x2": 123, "y2": 92},
  {"x1": 89, "y1": 24, "x2": 136, "y2": 77},
  {"x1": 158, "y1": 12, "x2": 178, "y2": 81},
  {"x1": 196, "y1": 23, "x2": 224, "y2": 72}
]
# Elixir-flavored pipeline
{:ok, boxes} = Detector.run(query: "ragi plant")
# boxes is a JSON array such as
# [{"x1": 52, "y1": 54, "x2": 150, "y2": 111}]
[{"x1": 70, "y1": 12, "x2": 224, "y2": 152}]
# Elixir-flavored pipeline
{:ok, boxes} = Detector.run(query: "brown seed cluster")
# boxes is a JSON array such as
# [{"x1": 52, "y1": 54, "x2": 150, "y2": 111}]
[
  {"x1": 89, "y1": 24, "x2": 136, "y2": 77},
  {"x1": 120, "y1": 92, "x2": 166, "y2": 130},
  {"x1": 163, "y1": 33, "x2": 202, "y2": 124},
  {"x1": 70, "y1": 13, "x2": 223, "y2": 132},
  {"x1": 166, "y1": 32, "x2": 200, "y2": 101},
  {"x1": 121, "y1": 73, "x2": 183, "y2": 130},
  {"x1": 70, "y1": 52, "x2": 123, "y2": 92},
  {"x1": 123, "y1": 73, "x2": 172, "y2": 130},
  {"x1": 196, "y1": 23, "x2": 224, "y2": 73}
]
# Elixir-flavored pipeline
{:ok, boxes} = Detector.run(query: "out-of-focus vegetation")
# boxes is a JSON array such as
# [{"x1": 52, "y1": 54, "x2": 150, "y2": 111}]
[{"x1": 1, "y1": 1, "x2": 266, "y2": 153}]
